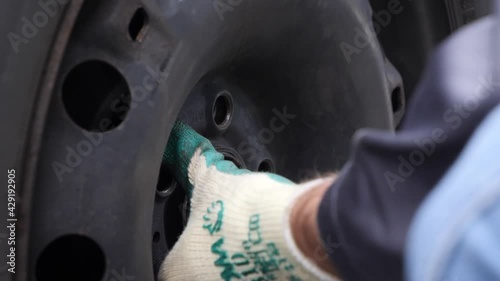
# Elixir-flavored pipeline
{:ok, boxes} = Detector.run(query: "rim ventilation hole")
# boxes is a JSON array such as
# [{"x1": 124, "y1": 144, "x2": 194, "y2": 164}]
[
  {"x1": 212, "y1": 92, "x2": 233, "y2": 129},
  {"x1": 62, "y1": 60, "x2": 131, "y2": 132},
  {"x1": 391, "y1": 87, "x2": 403, "y2": 114},
  {"x1": 258, "y1": 159, "x2": 274, "y2": 173},
  {"x1": 153, "y1": 232, "x2": 161, "y2": 243},
  {"x1": 128, "y1": 7, "x2": 149, "y2": 42},
  {"x1": 35, "y1": 234, "x2": 106, "y2": 281}
]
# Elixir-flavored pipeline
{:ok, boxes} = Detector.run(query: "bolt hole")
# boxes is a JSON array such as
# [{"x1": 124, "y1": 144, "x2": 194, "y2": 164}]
[
  {"x1": 223, "y1": 154, "x2": 242, "y2": 169},
  {"x1": 153, "y1": 232, "x2": 161, "y2": 243},
  {"x1": 36, "y1": 234, "x2": 106, "y2": 281},
  {"x1": 391, "y1": 87, "x2": 403, "y2": 114},
  {"x1": 62, "y1": 60, "x2": 131, "y2": 132},
  {"x1": 156, "y1": 162, "x2": 177, "y2": 197},
  {"x1": 212, "y1": 92, "x2": 233, "y2": 129},
  {"x1": 164, "y1": 188, "x2": 190, "y2": 249},
  {"x1": 258, "y1": 159, "x2": 274, "y2": 173},
  {"x1": 128, "y1": 7, "x2": 149, "y2": 42},
  {"x1": 215, "y1": 146, "x2": 245, "y2": 169}
]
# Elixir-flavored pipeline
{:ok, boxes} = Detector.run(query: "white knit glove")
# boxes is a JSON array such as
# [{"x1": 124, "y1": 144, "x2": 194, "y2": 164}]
[{"x1": 159, "y1": 121, "x2": 339, "y2": 281}]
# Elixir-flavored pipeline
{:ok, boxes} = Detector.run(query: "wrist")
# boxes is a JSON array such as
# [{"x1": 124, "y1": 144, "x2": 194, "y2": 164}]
[{"x1": 290, "y1": 177, "x2": 339, "y2": 278}]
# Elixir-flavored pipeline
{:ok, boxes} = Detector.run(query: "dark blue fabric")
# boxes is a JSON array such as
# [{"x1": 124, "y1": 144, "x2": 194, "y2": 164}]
[
  {"x1": 317, "y1": 16, "x2": 500, "y2": 281},
  {"x1": 406, "y1": 104, "x2": 500, "y2": 281}
]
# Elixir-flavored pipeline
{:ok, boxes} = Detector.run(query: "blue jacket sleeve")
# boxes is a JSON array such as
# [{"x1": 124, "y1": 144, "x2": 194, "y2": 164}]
[
  {"x1": 317, "y1": 16, "x2": 500, "y2": 281},
  {"x1": 406, "y1": 104, "x2": 500, "y2": 281}
]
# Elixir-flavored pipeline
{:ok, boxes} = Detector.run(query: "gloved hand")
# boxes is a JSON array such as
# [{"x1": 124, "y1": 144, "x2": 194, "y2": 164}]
[{"x1": 159, "y1": 121, "x2": 339, "y2": 281}]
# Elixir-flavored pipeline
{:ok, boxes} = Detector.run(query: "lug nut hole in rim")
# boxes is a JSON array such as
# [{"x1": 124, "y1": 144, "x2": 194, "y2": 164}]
[
  {"x1": 223, "y1": 153, "x2": 243, "y2": 169},
  {"x1": 212, "y1": 91, "x2": 233, "y2": 129},
  {"x1": 156, "y1": 168, "x2": 176, "y2": 197},
  {"x1": 215, "y1": 146, "x2": 245, "y2": 169},
  {"x1": 153, "y1": 232, "x2": 161, "y2": 243},
  {"x1": 258, "y1": 159, "x2": 275, "y2": 173}
]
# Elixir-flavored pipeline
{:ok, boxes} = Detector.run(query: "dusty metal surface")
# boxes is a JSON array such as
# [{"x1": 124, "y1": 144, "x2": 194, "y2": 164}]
[{"x1": 26, "y1": 0, "x2": 401, "y2": 280}]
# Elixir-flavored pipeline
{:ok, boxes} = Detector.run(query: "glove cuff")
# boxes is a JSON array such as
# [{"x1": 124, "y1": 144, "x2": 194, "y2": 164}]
[{"x1": 283, "y1": 178, "x2": 341, "y2": 281}]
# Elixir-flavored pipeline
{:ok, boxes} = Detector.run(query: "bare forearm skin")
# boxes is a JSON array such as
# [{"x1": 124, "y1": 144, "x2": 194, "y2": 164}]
[{"x1": 290, "y1": 177, "x2": 339, "y2": 277}]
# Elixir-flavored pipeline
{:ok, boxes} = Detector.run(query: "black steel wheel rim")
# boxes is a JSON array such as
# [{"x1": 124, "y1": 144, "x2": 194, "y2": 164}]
[{"x1": 18, "y1": 0, "x2": 404, "y2": 280}]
